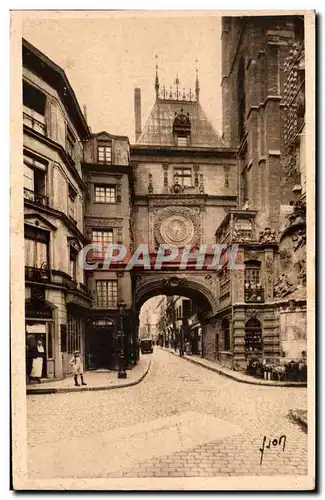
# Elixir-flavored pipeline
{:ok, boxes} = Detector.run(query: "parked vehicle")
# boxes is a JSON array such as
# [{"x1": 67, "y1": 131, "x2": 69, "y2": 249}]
[{"x1": 140, "y1": 338, "x2": 153, "y2": 354}]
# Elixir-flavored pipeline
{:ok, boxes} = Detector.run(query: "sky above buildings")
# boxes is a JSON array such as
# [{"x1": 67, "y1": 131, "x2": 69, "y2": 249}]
[{"x1": 23, "y1": 12, "x2": 223, "y2": 143}]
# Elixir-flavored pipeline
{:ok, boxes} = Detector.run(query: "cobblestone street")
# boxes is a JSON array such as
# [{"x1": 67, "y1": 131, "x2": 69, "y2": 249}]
[{"x1": 27, "y1": 349, "x2": 308, "y2": 479}]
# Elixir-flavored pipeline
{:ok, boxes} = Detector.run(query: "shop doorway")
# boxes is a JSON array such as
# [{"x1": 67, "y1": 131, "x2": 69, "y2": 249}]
[
  {"x1": 86, "y1": 319, "x2": 116, "y2": 370},
  {"x1": 26, "y1": 327, "x2": 47, "y2": 379}
]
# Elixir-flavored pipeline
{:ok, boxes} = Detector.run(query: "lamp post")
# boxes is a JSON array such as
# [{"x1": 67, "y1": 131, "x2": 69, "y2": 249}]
[{"x1": 117, "y1": 301, "x2": 127, "y2": 379}]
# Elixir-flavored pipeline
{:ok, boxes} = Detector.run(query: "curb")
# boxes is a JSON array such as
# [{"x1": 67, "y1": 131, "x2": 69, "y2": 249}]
[
  {"x1": 164, "y1": 349, "x2": 307, "y2": 387},
  {"x1": 26, "y1": 360, "x2": 151, "y2": 395}
]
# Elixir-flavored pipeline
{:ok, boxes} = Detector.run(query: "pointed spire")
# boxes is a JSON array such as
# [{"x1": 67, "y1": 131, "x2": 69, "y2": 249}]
[
  {"x1": 175, "y1": 74, "x2": 180, "y2": 100},
  {"x1": 155, "y1": 54, "x2": 160, "y2": 98},
  {"x1": 195, "y1": 59, "x2": 200, "y2": 101}
]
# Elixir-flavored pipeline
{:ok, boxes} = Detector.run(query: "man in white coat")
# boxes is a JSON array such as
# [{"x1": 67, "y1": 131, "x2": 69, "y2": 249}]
[{"x1": 69, "y1": 350, "x2": 87, "y2": 387}]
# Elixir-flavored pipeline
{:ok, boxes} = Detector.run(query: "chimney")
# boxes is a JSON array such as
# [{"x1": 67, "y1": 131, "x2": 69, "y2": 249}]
[
  {"x1": 83, "y1": 105, "x2": 88, "y2": 124},
  {"x1": 134, "y1": 88, "x2": 142, "y2": 142}
]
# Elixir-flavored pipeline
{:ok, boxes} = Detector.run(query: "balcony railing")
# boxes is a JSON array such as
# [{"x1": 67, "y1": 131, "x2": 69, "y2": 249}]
[
  {"x1": 244, "y1": 282, "x2": 265, "y2": 303},
  {"x1": 25, "y1": 266, "x2": 51, "y2": 283},
  {"x1": 23, "y1": 112, "x2": 47, "y2": 135},
  {"x1": 24, "y1": 188, "x2": 49, "y2": 206}
]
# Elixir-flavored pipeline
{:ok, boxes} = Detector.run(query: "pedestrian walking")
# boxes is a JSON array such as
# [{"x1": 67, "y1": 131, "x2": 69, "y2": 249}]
[
  {"x1": 30, "y1": 339, "x2": 45, "y2": 383},
  {"x1": 69, "y1": 350, "x2": 87, "y2": 387}
]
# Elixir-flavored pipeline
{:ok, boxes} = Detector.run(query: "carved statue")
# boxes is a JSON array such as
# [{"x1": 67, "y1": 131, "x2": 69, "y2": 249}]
[
  {"x1": 274, "y1": 274, "x2": 295, "y2": 298},
  {"x1": 295, "y1": 259, "x2": 306, "y2": 286},
  {"x1": 148, "y1": 173, "x2": 153, "y2": 194},
  {"x1": 259, "y1": 227, "x2": 276, "y2": 244},
  {"x1": 174, "y1": 109, "x2": 191, "y2": 127},
  {"x1": 292, "y1": 229, "x2": 306, "y2": 251}
]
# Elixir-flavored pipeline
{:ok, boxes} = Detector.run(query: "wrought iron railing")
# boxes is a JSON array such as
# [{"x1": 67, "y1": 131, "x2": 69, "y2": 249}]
[{"x1": 24, "y1": 188, "x2": 49, "y2": 206}]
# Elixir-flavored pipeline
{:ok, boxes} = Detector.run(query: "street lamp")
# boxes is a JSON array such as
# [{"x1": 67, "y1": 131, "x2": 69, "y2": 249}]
[{"x1": 117, "y1": 301, "x2": 127, "y2": 379}]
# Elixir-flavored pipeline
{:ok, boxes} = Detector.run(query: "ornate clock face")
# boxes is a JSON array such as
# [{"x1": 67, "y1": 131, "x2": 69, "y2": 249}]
[{"x1": 160, "y1": 215, "x2": 194, "y2": 246}]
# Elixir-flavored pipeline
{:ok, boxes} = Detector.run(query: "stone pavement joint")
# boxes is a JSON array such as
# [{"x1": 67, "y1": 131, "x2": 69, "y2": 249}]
[
  {"x1": 163, "y1": 348, "x2": 307, "y2": 387},
  {"x1": 26, "y1": 358, "x2": 151, "y2": 395}
]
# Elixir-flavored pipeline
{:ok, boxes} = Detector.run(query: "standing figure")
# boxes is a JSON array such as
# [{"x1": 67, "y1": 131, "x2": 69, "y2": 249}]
[
  {"x1": 30, "y1": 339, "x2": 45, "y2": 384},
  {"x1": 69, "y1": 350, "x2": 87, "y2": 387}
]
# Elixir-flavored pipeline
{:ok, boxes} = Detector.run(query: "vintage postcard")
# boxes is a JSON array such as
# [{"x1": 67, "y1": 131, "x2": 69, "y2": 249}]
[{"x1": 11, "y1": 10, "x2": 315, "y2": 490}]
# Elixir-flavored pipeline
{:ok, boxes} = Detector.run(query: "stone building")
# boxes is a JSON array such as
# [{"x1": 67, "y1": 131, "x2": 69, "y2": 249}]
[
  {"x1": 130, "y1": 67, "x2": 237, "y2": 334},
  {"x1": 206, "y1": 15, "x2": 307, "y2": 370},
  {"x1": 22, "y1": 14, "x2": 308, "y2": 380},
  {"x1": 82, "y1": 131, "x2": 136, "y2": 370},
  {"x1": 23, "y1": 39, "x2": 91, "y2": 379}
]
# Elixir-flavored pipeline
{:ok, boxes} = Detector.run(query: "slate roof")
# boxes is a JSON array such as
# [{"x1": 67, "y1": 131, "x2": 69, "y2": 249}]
[{"x1": 137, "y1": 98, "x2": 224, "y2": 148}]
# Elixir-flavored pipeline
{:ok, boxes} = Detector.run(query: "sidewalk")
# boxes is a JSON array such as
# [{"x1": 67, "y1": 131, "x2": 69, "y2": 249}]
[
  {"x1": 163, "y1": 348, "x2": 306, "y2": 387},
  {"x1": 27, "y1": 358, "x2": 151, "y2": 395}
]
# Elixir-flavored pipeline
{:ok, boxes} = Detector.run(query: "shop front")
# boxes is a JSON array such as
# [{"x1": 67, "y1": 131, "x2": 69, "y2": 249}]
[
  {"x1": 25, "y1": 297, "x2": 55, "y2": 380},
  {"x1": 86, "y1": 318, "x2": 117, "y2": 371}
]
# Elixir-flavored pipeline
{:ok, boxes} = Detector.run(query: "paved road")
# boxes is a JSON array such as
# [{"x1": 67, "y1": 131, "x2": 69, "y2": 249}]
[{"x1": 27, "y1": 348, "x2": 308, "y2": 479}]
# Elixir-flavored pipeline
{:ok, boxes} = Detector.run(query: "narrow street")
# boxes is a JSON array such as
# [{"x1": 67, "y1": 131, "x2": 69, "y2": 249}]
[{"x1": 27, "y1": 349, "x2": 308, "y2": 479}]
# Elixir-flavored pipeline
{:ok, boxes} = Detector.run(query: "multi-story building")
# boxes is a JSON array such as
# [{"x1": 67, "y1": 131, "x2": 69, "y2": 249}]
[
  {"x1": 23, "y1": 14, "x2": 308, "y2": 380},
  {"x1": 207, "y1": 16, "x2": 307, "y2": 370},
  {"x1": 23, "y1": 39, "x2": 91, "y2": 379},
  {"x1": 130, "y1": 68, "x2": 238, "y2": 343},
  {"x1": 82, "y1": 131, "x2": 136, "y2": 370}
]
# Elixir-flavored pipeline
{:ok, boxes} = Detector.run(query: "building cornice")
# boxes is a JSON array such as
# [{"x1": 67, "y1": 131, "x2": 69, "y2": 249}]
[
  {"x1": 130, "y1": 145, "x2": 237, "y2": 160},
  {"x1": 24, "y1": 199, "x2": 87, "y2": 243}
]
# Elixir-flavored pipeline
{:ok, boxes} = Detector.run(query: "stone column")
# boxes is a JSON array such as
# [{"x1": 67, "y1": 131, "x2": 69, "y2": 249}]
[
  {"x1": 264, "y1": 249, "x2": 274, "y2": 303},
  {"x1": 232, "y1": 306, "x2": 246, "y2": 370}
]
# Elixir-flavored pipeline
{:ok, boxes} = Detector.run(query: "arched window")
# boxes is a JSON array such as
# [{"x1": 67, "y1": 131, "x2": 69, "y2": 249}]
[
  {"x1": 245, "y1": 318, "x2": 262, "y2": 353},
  {"x1": 237, "y1": 57, "x2": 246, "y2": 141},
  {"x1": 221, "y1": 318, "x2": 230, "y2": 351}
]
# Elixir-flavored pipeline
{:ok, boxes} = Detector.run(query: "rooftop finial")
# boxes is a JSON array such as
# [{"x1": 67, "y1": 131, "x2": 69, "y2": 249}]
[
  {"x1": 195, "y1": 59, "x2": 200, "y2": 101},
  {"x1": 175, "y1": 74, "x2": 180, "y2": 100},
  {"x1": 155, "y1": 54, "x2": 160, "y2": 98}
]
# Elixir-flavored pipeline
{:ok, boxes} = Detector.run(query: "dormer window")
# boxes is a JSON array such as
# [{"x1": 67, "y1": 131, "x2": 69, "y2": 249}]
[
  {"x1": 173, "y1": 109, "x2": 191, "y2": 147},
  {"x1": 98, "y1": 143, "x2": 112, "y2": 164}
]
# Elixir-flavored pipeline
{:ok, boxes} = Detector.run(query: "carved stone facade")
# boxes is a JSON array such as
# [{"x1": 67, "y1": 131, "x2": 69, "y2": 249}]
[{"x1": 210, "y1": 15, "x2": 307, "y2": 370}]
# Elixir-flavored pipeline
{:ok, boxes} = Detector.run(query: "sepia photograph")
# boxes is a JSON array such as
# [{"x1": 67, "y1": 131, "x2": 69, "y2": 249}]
[{"x1": 10, "y1": 9, "x2": 315, "y2": 490}]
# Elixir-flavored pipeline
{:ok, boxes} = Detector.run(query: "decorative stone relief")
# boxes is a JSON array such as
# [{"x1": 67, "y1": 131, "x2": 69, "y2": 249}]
[
  {"x1": 259, "y1": 227, "x2": 276, "y2": 244},
  {"x1": 288, "y1": 199, "x2": 306, "y2": 226},
  {"x1": 224, "y1": 165, "x2": 230, "y2": 188},
  {"x1": 274, "y1": 274, "x2": 296, "y2": 298},
  {"x1": 85, "y1": 218, "x2": 123, "y2": 228},
  {"x1": 148, "y1": 173, "x2": 153, "y2": 194},
  {"x1": 194, "y1": 164, "x2": 200, "y2": 187},
  {"x1": 265, "y1": 256, "x2": 274, "y2": 299},
  {"x1": 232, "y1": 217, "x2": 253, "y2": 242},
  {"x1": 282, "y1": 42, "x2": 305, "y2": 180},
  {"x1": 279, "y1": 249, "x2": 292, "y2": 270},
  {"x1": 163, "y1": 164, "x2": 169, "y2": 191},
  {"x1": 163, "y1": 277, "x2": 187, "y2": 287},
  {"x1": 114, "y1": 140, "x2": 129, "y2": 166},
  {"x1": 205, "y1": 274, "x2": 213, "y2": 285},
  {"x1": 199, "y1": 174, "x2": 204, "y2": 194},
  {"x1": 295, "y1": 259, "x2": 306, "y2": 286},
  {"x1": 292, "y1": 229, "x2": 306, "y2": 251},
  {"x1": 152, "y1": 206, "x2": 201, "y2": 248},
  {"x1": 150, "y1": 199, "x2": 205, "y2": 208}
]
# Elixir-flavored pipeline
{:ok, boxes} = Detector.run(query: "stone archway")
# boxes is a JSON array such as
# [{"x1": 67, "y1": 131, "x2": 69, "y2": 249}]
[{"x1": 134, "y1": 272, "x2": 218, "y2": 316}]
